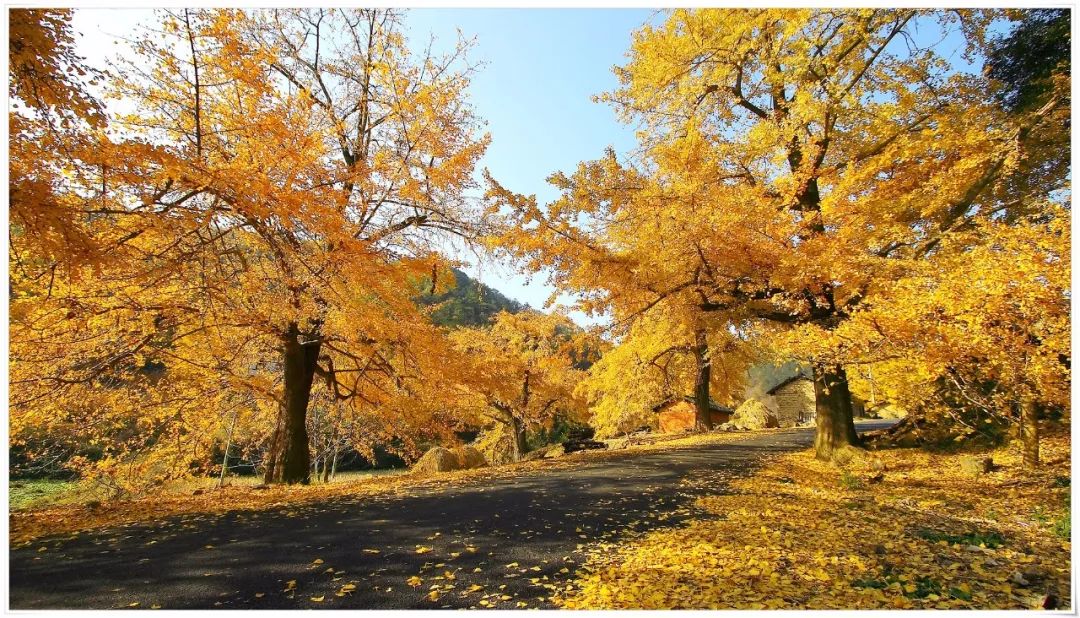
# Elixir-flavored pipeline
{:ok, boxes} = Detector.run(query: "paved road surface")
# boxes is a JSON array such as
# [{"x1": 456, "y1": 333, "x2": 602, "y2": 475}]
[{"x1": 9, "y1": 421, "x2": 893, "y2": 609}]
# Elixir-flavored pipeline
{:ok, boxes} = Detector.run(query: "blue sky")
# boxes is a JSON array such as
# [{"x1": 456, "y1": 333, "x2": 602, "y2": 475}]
[
  {"x1": 402, "y1": 9, "x2": 656, "y2": 321},
  {"x1": 71, "y1": 8, "x2": 656, "y2": 324}
]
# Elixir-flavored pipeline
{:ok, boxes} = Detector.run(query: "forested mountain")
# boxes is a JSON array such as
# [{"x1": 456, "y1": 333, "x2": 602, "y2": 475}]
[{"x1": 417, "y1": 268, "x2": 528, "y2": 328}]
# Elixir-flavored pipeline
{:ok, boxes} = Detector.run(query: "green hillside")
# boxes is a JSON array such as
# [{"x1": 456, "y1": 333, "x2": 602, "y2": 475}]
[{"x1": 417, "y1": 268, "x2": 527, "y2": 328}]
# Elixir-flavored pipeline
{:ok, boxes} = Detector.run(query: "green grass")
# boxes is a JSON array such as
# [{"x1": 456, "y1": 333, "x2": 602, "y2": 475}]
[
  {"x1": 1032, "y1": 503, "x2": 1071, "y2": 540},
  {"x1": 9, "y1": 478, "x2": 86, "y2": 511},
  {"x1": 1052, "y1": 511, "x2": 1070, "y2": 540},
  {"x1": 915, "y1": 528, "x2": 1005, "y2": 548},
  {"x1": 10, "y1": 468, "x2": 408, "y2": 511},
  {"x1": 839, "y1": 470, "x2": 863, "y2": 490},
  {"x1": 852, "y1": 573, "x2": 944, "y2": 599}
]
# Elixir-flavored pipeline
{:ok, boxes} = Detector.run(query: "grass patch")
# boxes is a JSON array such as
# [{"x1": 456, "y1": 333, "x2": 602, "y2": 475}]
[
  {"x1": 9, "y1": 479, "x2": 85, "y2": 511},
  {"x1": 915, "y1": 528, "x2": 1005, "y2": 548},
  {"x1": 9, "y1": 469, "x2": 407, "y2": 513},
  {"x1": 839, "y1": 470, "x2": 863, "y2": 490},
  {"x1": 1052, "y1": 512, "x2": 1070, "y2": 540},
  {"x1": 846, "y1": 566, "x2": 941, "y2": 596},
  {"x1": 1032, "y1": 503, "x2": 1070, "y2": 540}
]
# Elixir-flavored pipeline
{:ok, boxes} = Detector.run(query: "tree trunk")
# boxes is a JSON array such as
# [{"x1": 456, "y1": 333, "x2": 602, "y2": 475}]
[
  {"x1": 813, "y1": 364, "x2": 860, "y2": 460},
  {"x1": 509, "y1": 415, "x2": 527, "y2": 461},
  {"x1": 263, "y1": 323, "x2": 319, "y2": 484},
  {"x1": 1020, "y1": 398, "x2": 1040, "y2": 468},
  {"x1": 692, "y1": 329, "x2": 712, "y2": 431},
  {"x1": 329, "y1": 441, "x2": 339, "y2": 481},
  {"x1": 217, "y1": 408, "x2": 237, "y2": 489}
]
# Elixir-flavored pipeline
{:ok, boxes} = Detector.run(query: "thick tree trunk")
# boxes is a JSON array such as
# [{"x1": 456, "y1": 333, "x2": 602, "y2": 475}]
[
  {"x1": 263, "y1": 323, "x2": 319, "y2": 484},
  {"x1": 692, "y1": 329, "x2": 712, "y2": 431},
  {"x1": 813, "y1": 364, "x2": 860, "y2": 460},
  {"x1": 1020, "y1": 398, "x2": 1040, "y2": 468},
  {"x1": 509, "y1": 415, "x2": 528, "y2": 460}
]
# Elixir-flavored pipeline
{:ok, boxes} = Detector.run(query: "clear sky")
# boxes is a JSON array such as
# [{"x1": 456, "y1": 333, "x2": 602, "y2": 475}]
[
  {"x1": 403, "y1": 9, "x2": 656, "y2": 323},
  {"x1": 70, "y1": 8, "x2": 657, "y2": 325}
]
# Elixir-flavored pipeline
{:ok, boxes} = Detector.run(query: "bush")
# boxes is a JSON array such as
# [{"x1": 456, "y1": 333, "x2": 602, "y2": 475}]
[{"x1": 839, "y1": 471, "x2": 863, "y2": 490}]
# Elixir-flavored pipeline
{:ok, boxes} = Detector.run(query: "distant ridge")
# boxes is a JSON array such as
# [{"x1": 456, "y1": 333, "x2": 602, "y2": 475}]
[{"x1": 417, "y1": 268, "x2": 528, "y2": 328}]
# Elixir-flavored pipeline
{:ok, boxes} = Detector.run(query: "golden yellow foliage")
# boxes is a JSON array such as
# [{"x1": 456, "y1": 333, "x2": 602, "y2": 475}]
[
  {"x1": 10, "y1": 9, "x2": 491, "y2": 488},
  {"x1": 448, "y1": 311, "x2": 596, "y2": 457},
  {"x1": 559, "y1": 432, "x2": 1071, "y2": 609},
  {"x1": 9, "y1": 9, "x2": 109, "y2": 267},
  {"x1": 487, "y1": 9, "x2": 1068, "y2": 457}
]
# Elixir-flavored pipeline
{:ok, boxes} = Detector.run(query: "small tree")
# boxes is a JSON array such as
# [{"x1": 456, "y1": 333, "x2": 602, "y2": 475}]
[{"x1": 450, "y1": 312, "x2": 592, "y2": 460}]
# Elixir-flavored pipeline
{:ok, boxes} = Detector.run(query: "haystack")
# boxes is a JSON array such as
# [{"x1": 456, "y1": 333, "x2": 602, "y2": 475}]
[
  {"x1": 732, "y1": 398, "x2": 780, "y2": 430},
  {"x1": 412, "y1": 447, "x2": 462, "y2": 476}
]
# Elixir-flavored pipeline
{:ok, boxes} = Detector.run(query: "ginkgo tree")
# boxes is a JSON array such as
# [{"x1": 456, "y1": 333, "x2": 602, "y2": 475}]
[
  {"x1": 449, "y1": 311, "x2": 595, "y2": 460},
  {"x1": 582, "y1": 308, "x2": 754, "y2": 439},
  {"x1": 489, "y1": 9, "x2": 1067, "y2": 459},
  {"x1": 10, "y1": 8, "x2": 491, "y2": 487},
  {"x1": 486, "y1": 150, "x2": 763, "y2": 436},
  {"x1": 9, "y1": 9, "x2": 110, "y2": 270},
  {"x1": 828, "y1": 207, "x2": 1069, "y2": 467}
]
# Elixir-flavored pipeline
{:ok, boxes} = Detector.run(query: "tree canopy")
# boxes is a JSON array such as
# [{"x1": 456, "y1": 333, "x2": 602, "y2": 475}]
[{"x1": 487, "y1": 9, "x2": 1069, "y2": 460}]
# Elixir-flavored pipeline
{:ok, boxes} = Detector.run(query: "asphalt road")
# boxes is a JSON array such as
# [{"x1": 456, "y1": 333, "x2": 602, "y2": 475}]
[{"x1": 9, "y1": 421, "x2": 893, "y2": 609}]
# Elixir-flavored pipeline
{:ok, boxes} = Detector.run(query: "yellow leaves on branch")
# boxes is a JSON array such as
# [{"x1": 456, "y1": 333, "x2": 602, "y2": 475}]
[
  {"x1": 486, "y1": 8, "x2": 1067, "y2": 437},
  {"x1": 10, "y1": 8, "x2": 493, "y2": 491},
  {"x1": 447, "y1": 311, "x2": 596, "y2": 433}
]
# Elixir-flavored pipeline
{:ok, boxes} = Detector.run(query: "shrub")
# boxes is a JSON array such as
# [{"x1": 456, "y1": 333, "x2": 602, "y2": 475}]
[{"x1": 839, "y1": 470, "x2": 863, "y2": 490}]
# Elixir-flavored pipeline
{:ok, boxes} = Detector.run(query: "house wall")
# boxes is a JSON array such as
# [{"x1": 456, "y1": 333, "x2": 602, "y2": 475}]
[
  {"x1": 709, "y1": 409, "x2": 731, "y2": 426},
  {"x1": 658, "y1": 401, "x2": 696, "y2": 433},
  {"x1": 774, "y1": 379, "x2": 815, "y2": 427},
  {"x1": 657, "y1": 401, "x2": 730, "y2": 433}
]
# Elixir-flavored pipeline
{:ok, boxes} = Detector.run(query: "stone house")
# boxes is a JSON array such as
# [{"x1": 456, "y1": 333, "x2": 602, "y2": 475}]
[
  {"x1": 767, "y1": 374, "x2": 817, "y2": 427},
  {"x1": 766, "y1": 373, "x2": 867, "y2": 427},
  {"x1": 654, "y1": 396, "x2": 733, "y2": 433}
]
